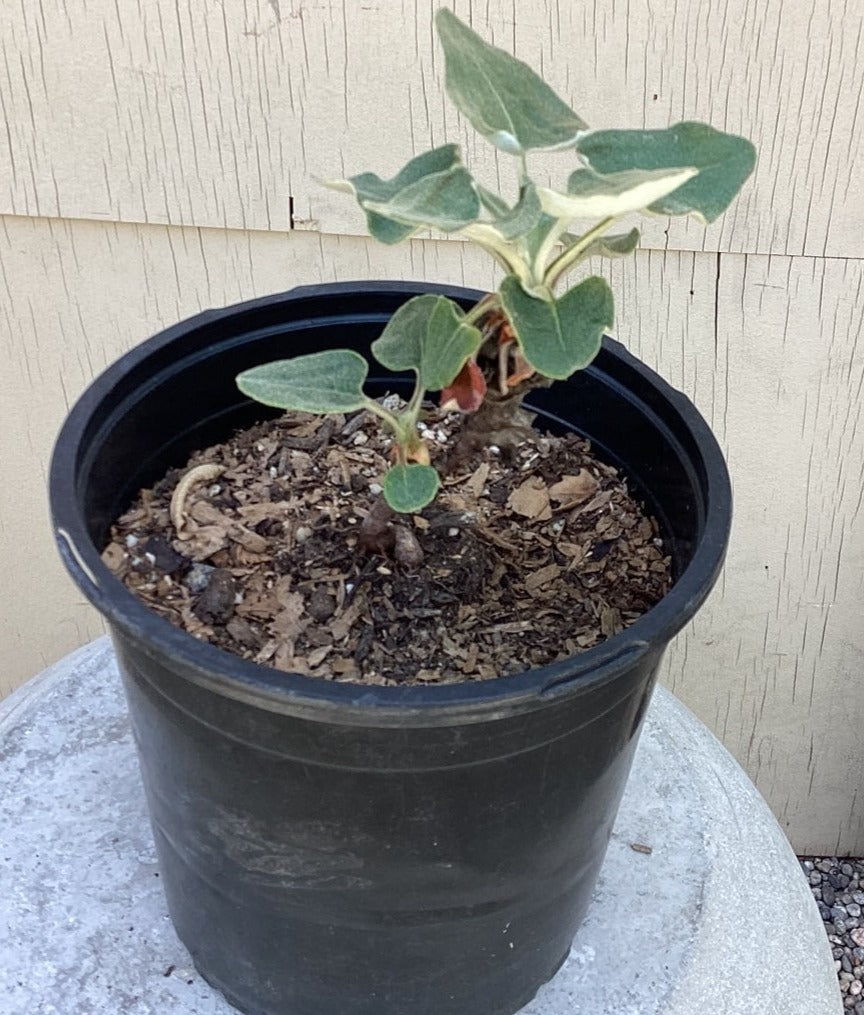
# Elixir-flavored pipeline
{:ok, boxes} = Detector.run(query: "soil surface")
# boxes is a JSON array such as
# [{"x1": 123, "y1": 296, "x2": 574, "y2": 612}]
[{"x1": 103, "y1": 400, "x2": 671, "y2": 685}]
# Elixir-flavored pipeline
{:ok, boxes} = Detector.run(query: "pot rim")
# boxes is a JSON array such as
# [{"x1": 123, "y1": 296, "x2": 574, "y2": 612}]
[{"x1": 49, "y1": 280, "x2": 731, "y2": 721}]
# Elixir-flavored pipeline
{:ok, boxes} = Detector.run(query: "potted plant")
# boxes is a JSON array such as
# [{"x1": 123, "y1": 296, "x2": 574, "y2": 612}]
[{"x1": 49, "y1": 10, "x2": 754, "y2": 1015}]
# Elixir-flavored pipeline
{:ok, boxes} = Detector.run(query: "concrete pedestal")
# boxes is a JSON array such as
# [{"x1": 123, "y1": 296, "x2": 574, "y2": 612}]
[{"x1": 0, "y1": 638, "x2": 841, "y2": 1014}]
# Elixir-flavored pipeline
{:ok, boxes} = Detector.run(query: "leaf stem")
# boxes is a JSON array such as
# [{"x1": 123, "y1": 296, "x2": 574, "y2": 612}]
[
  {"x1": 544, "y1": 216, "x2": 617, "y2": 288},
  {"x1": 518, "y1": 150, "x2": 529, "y2": 186},
  {"x1": 464, "y1": 292, "x2": 499, "y2": 327},
  {"x1": 362, "y1": 397, "x2": 407, "y2": 444}
]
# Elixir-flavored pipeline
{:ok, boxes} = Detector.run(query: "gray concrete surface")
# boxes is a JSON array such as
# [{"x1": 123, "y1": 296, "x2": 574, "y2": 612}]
[{"x1": 0, "y1": 637, "x2": 841, "y2": 1014}]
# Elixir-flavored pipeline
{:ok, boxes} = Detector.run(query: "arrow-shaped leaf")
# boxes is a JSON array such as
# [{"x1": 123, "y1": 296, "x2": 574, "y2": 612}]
[
  {"x1": 499, "y1": 275, "x2": 613, "y2": 379},
  {"x1": 435, "y1": 8, "x2": 587, "y2": 155},
  {"x1": 537, "y1": 166, "x2": 697, "y2": 221},
  {"x1": 383, "y1": 463, "x2": 440, "y2": 514},
  {"x1": 363, "y1": 164, "x2": 480, "y2": 234},
  {"x1": 576, "y1": 122, "x2": 756, "y2": 222},
  {"x1": 236, "y1": 349, "x2": 369, "y2": 413},
  {"x1": 323, "y1": 145, "x2": 477, "y2": 243},
  {"x1": 372, "y1": 295, "x2": 482, "y2": 392}
]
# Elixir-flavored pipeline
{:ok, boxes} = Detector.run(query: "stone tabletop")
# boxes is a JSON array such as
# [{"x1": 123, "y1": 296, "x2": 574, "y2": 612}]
[{"x1": 0, "y1": 638, "x2": 841, "y2": 1014}]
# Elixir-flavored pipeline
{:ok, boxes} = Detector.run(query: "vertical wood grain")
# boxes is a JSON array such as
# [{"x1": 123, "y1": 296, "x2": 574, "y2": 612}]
[{"x1": 2, "y1": 1, "x2": 863, "y2": 255}]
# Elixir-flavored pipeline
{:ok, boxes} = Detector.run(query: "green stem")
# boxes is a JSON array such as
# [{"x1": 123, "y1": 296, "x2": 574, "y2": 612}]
[
  {"x1": 363, "y1": 397, "x2": 403, "y2": 435},
  {"x1": 544, "y1": 216, "x2": 617, "y2": 288},
  {"x1": 518, "y1": 151, "x2": 529, "y2": 186}
]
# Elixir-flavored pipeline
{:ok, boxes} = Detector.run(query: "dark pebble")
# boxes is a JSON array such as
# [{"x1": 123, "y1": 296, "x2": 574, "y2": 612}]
[
  {"x1": 590, "y1": 539, "x2": 614, "y2": 561},
  {"x1": 844, "y1": 956, "x2": 854, "y2": 973},
  {"x1": 225, "y1": 616, "x2": 262, "y2": 649},
  {"x1": 824, "y1": 885, "x2": 837, "y2": 907},
  {"x1": 193, "y1": 568, "x2": 236, "y2": 624},
  {"x1": 143, "y1": 535, "x2": 187, "y2": 574},
  {"x1": 820, "y1": 902, "x2": 833, "y2": 920},
  {"x1": 306, "y1": 591, "x2": 337, "y2": 623}
]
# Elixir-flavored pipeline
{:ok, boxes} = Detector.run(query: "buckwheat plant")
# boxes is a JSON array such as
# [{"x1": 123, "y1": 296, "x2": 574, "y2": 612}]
[{"x1": 237, "y1": 8, "x2": 755, "y2": 514}]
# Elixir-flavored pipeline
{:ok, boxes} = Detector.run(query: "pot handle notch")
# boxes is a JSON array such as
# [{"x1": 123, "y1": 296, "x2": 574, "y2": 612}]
[{"x1": 538, "y1": 640, "x2": 648, "y2": 698}]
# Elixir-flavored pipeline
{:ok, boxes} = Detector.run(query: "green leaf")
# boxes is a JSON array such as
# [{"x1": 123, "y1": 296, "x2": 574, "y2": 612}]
[
  {"x1": 476, "y1": 183, "x2": 511, "y2": 218},
  {"x1": 382, "y1": 464, "x2": 440, "y2": 514},
  {"x1": 520, "y1": 211, "x2": 565, "y2": 265},
  {"x1": 538, "y1": 166, "x2": 698, "y2": 220},
  {"x1": 576, "y1": 122, "x2": 756, "y2": 223},
  {"x1": 562, "y1": 226, "x2": 641, "y2": 259},
  {"x1": 371, "y1": 295, "x2": 482, "y2": 392},
  {"x1": 363, "y1": 164, "x2": 480, "y2": 234},
  {"x1": 323, "y1": 145, "x2": 477, "y2": 243},
  {"x1": 435, "y1": 8, "x2": 587, "y2": 154},
  {"x1": 499, "y1": 275, "x2": 613, "y2": 379},
  {"x1": 236, "y1": 349, "x2": 369, "y2": 413},
  {"x1": 490, "y1": 183, "x2": 544, "y2": 240}
]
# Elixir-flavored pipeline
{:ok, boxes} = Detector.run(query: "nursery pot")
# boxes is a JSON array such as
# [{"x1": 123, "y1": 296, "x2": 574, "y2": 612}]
[{"x1": 50, "y1": 281, "x2": 730, "y2": 1015}]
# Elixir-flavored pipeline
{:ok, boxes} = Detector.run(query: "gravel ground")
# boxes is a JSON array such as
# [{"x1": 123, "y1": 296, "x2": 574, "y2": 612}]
[{"x1": 800, "y1": 856, "x2": 864, "y2": 1009}]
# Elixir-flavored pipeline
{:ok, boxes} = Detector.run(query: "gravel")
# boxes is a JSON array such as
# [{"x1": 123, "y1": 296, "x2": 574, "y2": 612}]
[{"x1": 801, "y1": 856, "x2": 864, "y2": 1010}]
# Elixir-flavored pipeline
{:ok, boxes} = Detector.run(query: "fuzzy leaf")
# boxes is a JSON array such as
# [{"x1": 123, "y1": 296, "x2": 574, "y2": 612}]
[
  {"x1": 476, "y1": 183, "x2": 511, "y2": 218},
  {"x1": 435, "y1": 9, "x2": 587, "y2": 154},
  {"x1": 521, "y1": 211, "x2": 566, "y2": 265},
  {"x1": 383, "y1": 464, "x2": 440, "y2": 514},
  {"x1": 491, "y1": 183, "x2": 544, "y2": 239},
  {"x1": 538, "y1": 166, "x2": 698, "y2": 221},
  {"x1": 562, "y1": 227, "x2": 641, "y2": 259},
  {"x1": 324, "y1": 145, "x2": 477, "y2": 243},
  {"x1": 236, "y1": 350, "x2": 368, "y2": 412},
  {"x1": 440, "y1": 358, "x2": 487, "y2": 413},
  {"x1": 576, "y1": 122, "x2": 756, "y2": 222},
  {"x1": 499, "y1": 275, "x2": 613, "y2": 379},
  {"x1": 372, "y1": 295, "x2": 482, "y2": 392}
]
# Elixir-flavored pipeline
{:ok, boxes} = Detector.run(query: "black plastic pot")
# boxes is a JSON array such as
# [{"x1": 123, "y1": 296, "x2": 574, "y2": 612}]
[{"x1": 50, "y1": 281, "x2": 731, "y2": 1015}]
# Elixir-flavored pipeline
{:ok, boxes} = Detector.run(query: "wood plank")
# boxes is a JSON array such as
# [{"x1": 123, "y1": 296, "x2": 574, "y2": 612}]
[
  {"x1": 3, "y1": 0, "x2": 862, "y2": 255},
  {"x1": 663, "y1": 252, "x2": 864, "y2": 855}
]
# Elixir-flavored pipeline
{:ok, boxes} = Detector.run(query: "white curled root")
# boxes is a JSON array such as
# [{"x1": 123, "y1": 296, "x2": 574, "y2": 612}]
[{"x1": 170, "y1": 463, "x2": 224, "y2": 532}]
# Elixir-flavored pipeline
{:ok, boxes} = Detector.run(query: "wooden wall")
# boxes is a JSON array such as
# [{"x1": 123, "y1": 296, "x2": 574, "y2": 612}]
[{"x1": 2, "y1": 0, "x2": 862, "y2": 853}]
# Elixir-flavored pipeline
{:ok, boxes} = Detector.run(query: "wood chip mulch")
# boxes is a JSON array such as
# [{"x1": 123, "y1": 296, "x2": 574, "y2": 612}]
[{"x1": 102, "y1": 400, "x2": 671, "y2": 685}]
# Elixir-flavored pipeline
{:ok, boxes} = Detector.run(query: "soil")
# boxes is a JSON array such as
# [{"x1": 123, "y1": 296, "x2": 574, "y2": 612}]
[{"x1": 102, "y1": 400, "x2": 671, "y2": 685}]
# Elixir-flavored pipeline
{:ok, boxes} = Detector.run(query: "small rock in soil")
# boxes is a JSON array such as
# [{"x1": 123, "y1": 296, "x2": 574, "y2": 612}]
[
  {"x1": 184, "y1": 563, "x2": 216, "y2": 594},
  {"x1": 142, "y1": 535, "x2": 188, "y2": 574},
  {"x1": 306, "y1": 592, "x2": 337, "y2": 623},
  {"x1": 193, "y1": 569, "x2": 236, "y2": 625}
]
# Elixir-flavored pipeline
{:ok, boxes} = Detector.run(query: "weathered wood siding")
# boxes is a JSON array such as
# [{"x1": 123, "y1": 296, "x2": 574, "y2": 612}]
[{"x1": 1, "y1": 0, "x2": 862, "y2": 853}]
